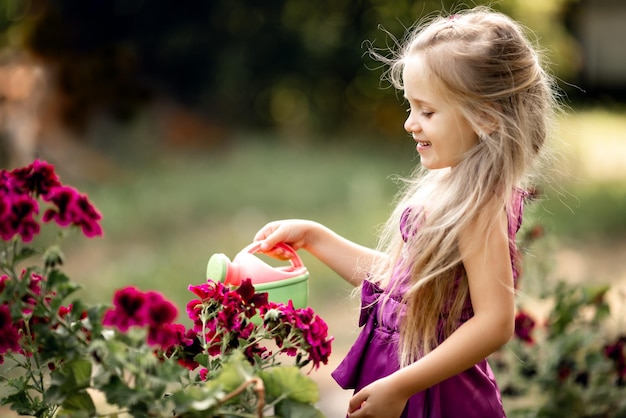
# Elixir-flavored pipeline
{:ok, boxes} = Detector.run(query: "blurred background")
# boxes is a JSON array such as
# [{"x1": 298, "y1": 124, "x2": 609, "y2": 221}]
[{"x1": 0, "y1": 0, "x2": 624, "y2": 416}]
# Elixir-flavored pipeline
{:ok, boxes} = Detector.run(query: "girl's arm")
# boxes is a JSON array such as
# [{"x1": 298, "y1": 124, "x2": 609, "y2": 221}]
[
  {"x1": 348, "y1": 209, "x2": 515, "y2": 417},
  {"x1": 254, "y1": 219, "x2": 385, "y2": 287}
]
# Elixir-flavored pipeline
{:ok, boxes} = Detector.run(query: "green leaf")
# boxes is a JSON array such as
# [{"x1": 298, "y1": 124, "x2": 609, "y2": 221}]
[
  {"x1": 213, "y1": 351, "x2": 253, "y2": 393},
  {"x1": 259, "y1": 366, "x2": 319, "y2": 404},
  {"x1": 194, "y1": 353, "x2": 209, "y2": 368},
  {"x1": 275, "y1": 398, "x2": 324, "y2": 418},
  {"x1": 581, "y1": 283, "x2": 610, "y2": 305},
  {"x1": 47, "y1": 356, "x2": 93, "y2": 403},
  {"x1": 13, "y1": 245, "x2": 39, "y2": 264},
  {"x1": 59, "y1": 391, "x2": 96, "y2": 415}
]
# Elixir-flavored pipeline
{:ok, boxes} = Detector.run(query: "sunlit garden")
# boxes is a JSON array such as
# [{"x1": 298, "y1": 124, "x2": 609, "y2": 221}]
[{"x1": 2, "y1": 0, "x2": 626, "y2": 417}]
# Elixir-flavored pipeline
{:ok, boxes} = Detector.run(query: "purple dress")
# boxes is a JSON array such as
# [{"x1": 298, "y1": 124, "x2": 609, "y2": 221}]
[{"x1": 332, "y1": 191, "x2": 526, "y2": 418}]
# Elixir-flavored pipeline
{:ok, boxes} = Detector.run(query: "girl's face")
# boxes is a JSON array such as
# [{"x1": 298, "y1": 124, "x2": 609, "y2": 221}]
[{"x1": 402, "y1": 55, "x2": 479, "y2": 170}]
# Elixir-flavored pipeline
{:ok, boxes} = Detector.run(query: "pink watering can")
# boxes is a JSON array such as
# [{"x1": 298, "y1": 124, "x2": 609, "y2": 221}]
[{"x1": 206, "y1": 242, "x2": 309, "y2": 309}]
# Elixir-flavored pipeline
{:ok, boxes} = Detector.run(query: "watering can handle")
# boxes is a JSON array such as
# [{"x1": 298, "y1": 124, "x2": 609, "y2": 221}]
[{"x1": 242, "y1": 242, "x2": 304, "y2": 270}]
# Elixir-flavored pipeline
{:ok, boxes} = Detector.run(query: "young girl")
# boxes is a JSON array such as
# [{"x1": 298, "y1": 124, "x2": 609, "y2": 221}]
[{"x1": 254, "y1": 7, "x2": 557, "y2": 418}]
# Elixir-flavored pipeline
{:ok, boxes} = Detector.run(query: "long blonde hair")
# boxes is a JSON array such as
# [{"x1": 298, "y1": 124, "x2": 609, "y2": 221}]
[{"x1": 369, "y1": 7, "x2": 558, "y2": 367}]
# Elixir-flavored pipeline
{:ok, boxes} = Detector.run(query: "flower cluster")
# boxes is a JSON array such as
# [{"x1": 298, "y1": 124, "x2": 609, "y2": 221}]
[
  {"x1": 0, "y1": 160, "x2": 102, "y2": 241},
  {"x1": 103, "y1": 286, "x2": 183, "y2": 348},
  {"x1": 176, "y1": 279, "x2": 332, "y2": 378},
  {"x1": 513, "y1": 310, "x2": 536, "y2": 344},
  {"x1": 1, "y1": 160, "x2": 332, "y2": 418},
  {"x1": 603, "y1": 335, "x2": 626, "y2": 386},
  {"x1": 493, "y1": 219, "x2": 626, "y2": 417}
]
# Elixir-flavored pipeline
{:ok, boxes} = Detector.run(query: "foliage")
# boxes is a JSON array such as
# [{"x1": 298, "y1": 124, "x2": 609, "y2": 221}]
[
  {"x1": 493, "y1": 216, "x2": 626, "y2": 417},
  {"x1": 0, "y1": 0, "x2": 580, "y2": 137},
  {"x1": 0, "y1": 160, "x2": 332, "y2": 417}
]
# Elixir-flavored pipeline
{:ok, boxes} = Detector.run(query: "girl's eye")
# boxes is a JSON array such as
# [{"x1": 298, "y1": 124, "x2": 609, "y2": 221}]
[{"x1": 421, "y1": 111, "x2": 434, "y2": 118}]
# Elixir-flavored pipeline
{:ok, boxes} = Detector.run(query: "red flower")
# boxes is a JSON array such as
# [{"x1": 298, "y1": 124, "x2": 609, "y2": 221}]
[
  {"x1": 147, "y1": 323, "x2": 185, "y2": 349},
  {"x1": 604, "y1": 336, "x2": 626, "y2": 382},
  {"x1": 103, "y1": 287, "x2": 150, "y2": 331},
  {"x1": 144, "y1": 291, "x2": 178, "y2": 327},
  {"x1": 514, "y1": 311, "x2": 536, "y2": 344},
  {"x1": 42, "y1": 186, "x2": 103, "y2": 237},
  {"x1": 0, "y1": 304, "x2": 21, "y2": 354},
  {"x1": 0, "y1": 193, "x2": 40, "y2": 242},
  {"x1": 9, "y1": 160, "x2": 61, "y2": 197}
]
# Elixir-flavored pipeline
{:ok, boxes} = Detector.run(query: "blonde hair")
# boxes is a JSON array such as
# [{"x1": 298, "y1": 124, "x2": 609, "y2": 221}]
[{"x1": 369, "y1": 7, "x2": 558, "y2": 367}]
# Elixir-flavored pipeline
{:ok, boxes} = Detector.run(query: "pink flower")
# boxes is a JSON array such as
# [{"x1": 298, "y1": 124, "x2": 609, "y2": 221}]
[
  {"x1": 259, "y1": 300, "x2": 333, "y2": 370},
  {"x1": 604, "y1": 336, "x2": 626, "y2": 383},
  {"x1": 0, "y1": 193, "x2": 40, "y2": 242},
  {"x1": 42, "y1": 186, "x2": 103, "y2": 237},
  {"x1": 147, "y1": 323, "x2": 185, "y2": 348},
  {"x1": 188, "y1": 281, "x2": 228, "y2": 302},
  {"x1": 515, "y1": 311, "x2": 536, "y2": 344},
  {"x1": 9, "y1": 160, "x2": 61, "y2": 197},
  {"x1": 103, "y1": 287, "x2": 150, "y2": 331},
  {"x1": 144, "y1": 291, "x2": 178, "y2": 327},
  {"x1": 104, "y1": 287, "x2": 179, "y2": 342},
  {"x1": 0, "y1": 304, "x2": 21, "y2": 354}
]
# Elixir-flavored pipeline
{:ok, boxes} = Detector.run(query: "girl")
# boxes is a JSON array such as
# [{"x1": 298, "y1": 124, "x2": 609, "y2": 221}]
[{"x1": 254, "y1": 7, "x2": 557, "y2": 418}]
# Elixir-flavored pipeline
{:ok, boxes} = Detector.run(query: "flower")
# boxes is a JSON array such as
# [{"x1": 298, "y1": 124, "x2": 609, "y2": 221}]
[
  {"x1": 0, "y1": 304, "x2": 21, "y2": 355},
  {"x1": 514, "y1": 310, "x2": 536, "y2": 344},
  {"x1": 493, "y1": 218, "x2": 626, "y2": 417},
  {"x1": 42, "y1": 185, "x2": 103, "y2": 237},
  {"x1": 0, "y1": 160, "x2": 331, "y2": 418}
]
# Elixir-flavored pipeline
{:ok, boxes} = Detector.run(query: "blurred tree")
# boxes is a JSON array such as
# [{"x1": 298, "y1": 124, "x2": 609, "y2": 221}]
[{"x1": 0, "y1": 0, "x2": 580, "y2": 143}]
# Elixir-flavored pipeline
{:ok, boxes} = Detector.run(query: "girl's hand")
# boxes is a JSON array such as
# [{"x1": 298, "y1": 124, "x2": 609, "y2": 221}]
[
  {"x1": 253, "y1": 219, "x2": 321, "y2": 258},
  {"x1": 254, "y1": 218, "x2": 382, "y2": 286},
  {"x1": 347, "y1": 377, "x2": 408, "y2": 418}
]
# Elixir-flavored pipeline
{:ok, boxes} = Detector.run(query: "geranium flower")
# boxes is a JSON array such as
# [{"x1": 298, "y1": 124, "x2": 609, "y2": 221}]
[
  {"x1": 514, "y1": 310, "x2": 536, "y2": 344},
  {"x1": 103, "y1": 286, "x2": 150, "y2": 331},
  {"x1": 604, "y1": 336, "x2": 626, "y2": 383},
  {"x1": 0, "y1": 304, "x2": 21, "y2": 354},
  {"x1": 9, "y1": 160, "x2": 61, "y2": 196},
  {"x1": 42, "y1": 185, "x2": 103, "y2": 237},
  {"x1": 0, "y1": 193, "x2": 40, "y2": 242},
  {"x1": 147, "y1": 322, "x2": 185, "y2": 348},
  {"x1": 144, "y1": 291, "x2": 178, "y2": 327}
]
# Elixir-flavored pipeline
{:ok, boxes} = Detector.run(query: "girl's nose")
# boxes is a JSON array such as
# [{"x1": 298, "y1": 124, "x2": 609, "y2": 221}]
[{"x1": 404, "y1": 111, "x2": 420, "y2": 134}]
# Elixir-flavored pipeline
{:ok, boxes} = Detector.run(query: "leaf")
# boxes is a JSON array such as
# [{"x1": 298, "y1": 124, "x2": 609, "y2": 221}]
[
  {"x1": 259, "y1": 366, "x2": 319, "y2": 404},
  {"x1": 47, "y1": 357, "x2": 93, "y2": 404},
  {"x1": 58, "y1": 391, "x2": 96, "y2": 415},
  {"x1": 581, "y1": 283, "x2": 610, "y2": 305},
  {"x1": 274, "y1": 398, "x2": 324, "y2": 418},
  {"x1": 194, "y1": 353, "x2": 209, "y2": 368},
  {"x1": 213, "y1": 351, "x2": 253, "y2": 393}
]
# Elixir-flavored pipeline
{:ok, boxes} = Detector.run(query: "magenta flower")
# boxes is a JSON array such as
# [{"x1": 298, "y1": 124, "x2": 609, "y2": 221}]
[
  {"x1": 144, "y1": 291, "x2": 178, "y2": 327},
  {"x1": 42, "y1": 185, "x2": 103, "y2": 237},
  {"x1": 103, "y1": 287, "x2": 150, "y2": 331},
  {"x1": 604, "y1": 336, "x2": 626, "y2": 383},
  {"x1": 147, "y1": 323, "x2": 185, "y2": 349},
  {"x1": 104, "y1": 286, "x2": 180, "y2": 349},
  {"x1": 9, "y1": 160, "x2": 61, "y2": 197},
  {"x1": 188, "y1": 281, "x2": 228, "y2": 302},
  {"x1": 259, "y1": 300, "x2": 333, "y2": 370},
  {"x1": 514, "y1": 310, "x2": 536, "y2": 344},
  {"x1": 0, "y1": 193, "x2": 40, "y2": 242},
  {"x1": 0, "y1": 304, "x2": 21, "y2": 354}
]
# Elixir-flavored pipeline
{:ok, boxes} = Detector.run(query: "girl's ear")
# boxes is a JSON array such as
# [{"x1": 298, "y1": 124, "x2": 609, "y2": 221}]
[{"x1": 475, "y1": 108, "x2": 499, "y2": 136}]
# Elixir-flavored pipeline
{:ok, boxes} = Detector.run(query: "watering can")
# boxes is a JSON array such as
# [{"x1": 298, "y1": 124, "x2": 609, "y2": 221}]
[{"x1": 206, "y1": 242, "x2": 309, "y2": 309}]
